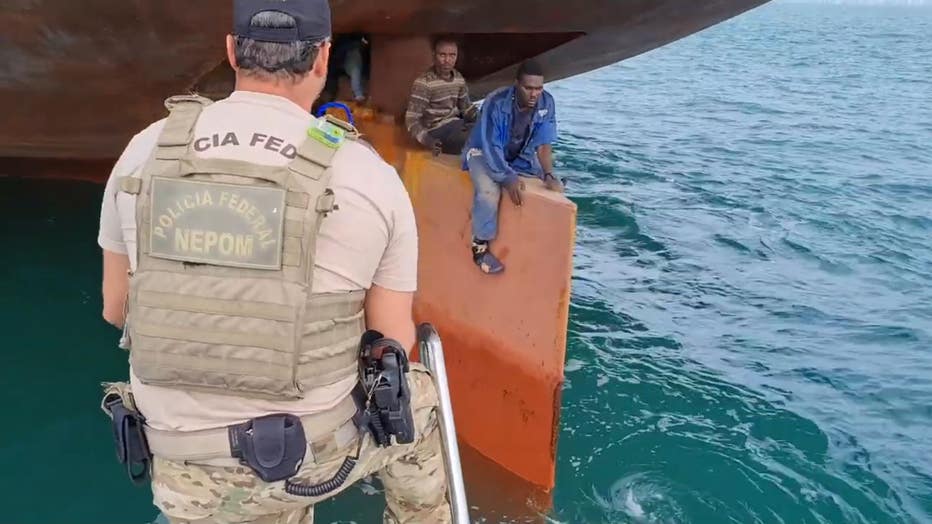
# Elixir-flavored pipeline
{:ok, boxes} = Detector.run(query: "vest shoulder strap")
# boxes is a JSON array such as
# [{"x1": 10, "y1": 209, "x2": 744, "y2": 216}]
[
  {"x1": 120, "y1": 95, "x2": 213, "y2": 193},
  {"x1": 289, "y1": 116, "x2": 353, "y2": 182},
  {"x1": 118, "y1": 176, "x2": 141, "y2": 194},
  {"x1": 156, "y1": 94, "x2": 214, "y2": 161}
]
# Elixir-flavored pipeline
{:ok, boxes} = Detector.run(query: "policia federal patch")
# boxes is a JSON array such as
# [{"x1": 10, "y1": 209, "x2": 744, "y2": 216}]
[{"x1": 148, "y1": 178, "x2": 286, "y2": 270}]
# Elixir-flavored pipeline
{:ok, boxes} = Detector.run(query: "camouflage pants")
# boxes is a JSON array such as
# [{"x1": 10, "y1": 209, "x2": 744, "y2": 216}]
[{"x1": 151, "y1": 365, "x2": 451, "y2": 524}]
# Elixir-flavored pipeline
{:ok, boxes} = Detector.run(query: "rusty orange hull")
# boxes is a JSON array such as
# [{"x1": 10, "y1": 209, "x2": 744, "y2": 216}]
[
  {"x1": 411, "y1": 160, "x2": 576, "y2": 490},
  {"x1": 342, "y1": 110, "x2": 575, "y2": 497}
]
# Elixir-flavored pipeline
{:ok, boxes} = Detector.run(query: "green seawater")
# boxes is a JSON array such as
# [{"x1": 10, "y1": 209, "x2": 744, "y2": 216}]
[{"x1": 2, "y1": 2, "x2": 931, "y2": 523}]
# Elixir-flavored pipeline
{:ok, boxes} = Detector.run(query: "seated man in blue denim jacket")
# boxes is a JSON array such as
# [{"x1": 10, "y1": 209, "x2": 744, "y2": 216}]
[{"x1": 462, "y1": 60, "x2": 563, "y2": 274}]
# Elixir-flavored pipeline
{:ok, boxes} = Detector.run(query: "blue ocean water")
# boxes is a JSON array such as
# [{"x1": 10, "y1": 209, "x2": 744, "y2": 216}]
[
  {"x1": 548, "y1": 2, "x2": 932, "y2": 523},
  {"x1": 0, "y1": 2, "x2": 930, "y2": 523}
]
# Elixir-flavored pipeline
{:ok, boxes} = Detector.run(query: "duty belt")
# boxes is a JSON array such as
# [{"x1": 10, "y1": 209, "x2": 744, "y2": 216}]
[{"x1": 143, "y1": 394, "x2": 359, "y2": 465}]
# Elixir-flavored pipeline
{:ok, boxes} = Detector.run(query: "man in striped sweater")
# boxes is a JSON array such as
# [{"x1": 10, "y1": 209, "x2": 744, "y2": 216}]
[{"x1": 404, "y1": 36, "x2": 477, "y2": 155}]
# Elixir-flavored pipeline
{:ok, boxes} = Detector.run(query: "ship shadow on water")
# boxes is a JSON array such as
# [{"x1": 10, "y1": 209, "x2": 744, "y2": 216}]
[{"x1": 457, "y1": 443, "x2": 556, "y2": 523}]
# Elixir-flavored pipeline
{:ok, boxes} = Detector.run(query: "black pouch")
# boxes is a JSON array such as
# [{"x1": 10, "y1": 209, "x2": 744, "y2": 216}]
[
  {"x1": 373, "y1": 350, "x2": 415, "y2": 444},
  {"x1": 356, "y1": 330, "x2": 416, "y2": 446},
  {"x1": 104, "y1": 395, "x2": 152, "y2": 486},
  {"x1": 228, "y1": 414, "x2": 307, "y2": 483}
]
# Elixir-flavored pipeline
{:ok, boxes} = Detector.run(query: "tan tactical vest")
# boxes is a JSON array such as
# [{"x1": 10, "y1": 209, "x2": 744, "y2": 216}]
[{"x1": 119, "y1": 94, "x2": 365, "y2": 400}]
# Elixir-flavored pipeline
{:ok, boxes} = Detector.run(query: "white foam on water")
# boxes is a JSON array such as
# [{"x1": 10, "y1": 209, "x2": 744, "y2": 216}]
[
  {"x1": 625, "y1": 488, "x2": 647, "y2": 519},
  {"x1": 565, "y1": 358, "x2": 586, "y2": 372}
]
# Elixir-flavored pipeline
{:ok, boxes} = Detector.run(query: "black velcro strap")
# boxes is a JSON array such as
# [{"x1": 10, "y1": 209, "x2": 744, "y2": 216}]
[{"x1": 253, "y1": 416, "x2": 287, "y2": 469}]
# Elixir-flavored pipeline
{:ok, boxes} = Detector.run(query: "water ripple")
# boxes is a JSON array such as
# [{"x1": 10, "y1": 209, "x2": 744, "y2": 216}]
[{"x1": 551, "y1": 3, "x2": 932, "y2": 524}]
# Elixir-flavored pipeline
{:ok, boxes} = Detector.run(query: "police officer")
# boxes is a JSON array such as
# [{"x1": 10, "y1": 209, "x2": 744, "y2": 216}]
[{"x1": 97, "y1": 0, "x2": 451, "y2": 522}]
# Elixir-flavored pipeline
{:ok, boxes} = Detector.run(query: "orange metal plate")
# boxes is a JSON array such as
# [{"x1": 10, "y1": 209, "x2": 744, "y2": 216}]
[{"x1": 400, "y1": 152, "x2": 576, "y2": 490}]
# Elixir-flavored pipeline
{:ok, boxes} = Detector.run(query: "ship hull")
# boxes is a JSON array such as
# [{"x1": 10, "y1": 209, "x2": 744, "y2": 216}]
[{"x1": 0, "y1": 0, "x2": 768, "y2": 159}]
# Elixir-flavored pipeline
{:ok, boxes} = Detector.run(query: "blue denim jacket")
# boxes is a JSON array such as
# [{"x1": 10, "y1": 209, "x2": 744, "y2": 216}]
[{"x1": 462, "y1": 85, "x2": 557, "y2": 184}]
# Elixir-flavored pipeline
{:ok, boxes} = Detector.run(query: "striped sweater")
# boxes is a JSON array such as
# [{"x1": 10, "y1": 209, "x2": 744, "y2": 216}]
[{"x1": 404, "y1": 68, "x2": 470, "y2": 144}]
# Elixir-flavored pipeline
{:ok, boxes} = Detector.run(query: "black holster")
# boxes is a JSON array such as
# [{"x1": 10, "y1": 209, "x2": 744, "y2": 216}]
[
  {"x1": 228, "y1": 414, "x2": 307, "y2": 483},
  {"x1": 353, "y1": 330, "x2": 416, "y2": 446},
  {"x1": 103, "y1": 394, "x2": 152, "y2": 486}
]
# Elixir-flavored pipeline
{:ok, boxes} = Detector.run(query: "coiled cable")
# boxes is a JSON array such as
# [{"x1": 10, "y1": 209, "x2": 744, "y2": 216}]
[
  {"x1": 284, "y1": 430, "x2": 366, "y2": 497},
  {"x1": 285, "y1": 455, "x2": 358, "y2": 497}
]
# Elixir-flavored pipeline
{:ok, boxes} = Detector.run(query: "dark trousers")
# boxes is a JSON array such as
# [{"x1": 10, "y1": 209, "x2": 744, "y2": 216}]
[{"x1": 428, "y1": 118, "x2": 475, "y2": 155}]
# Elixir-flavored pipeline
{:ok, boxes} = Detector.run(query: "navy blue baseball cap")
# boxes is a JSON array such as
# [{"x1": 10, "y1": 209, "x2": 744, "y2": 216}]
[{"x1": 233, "y1": 0, "x2": 331, "y2": 43}]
